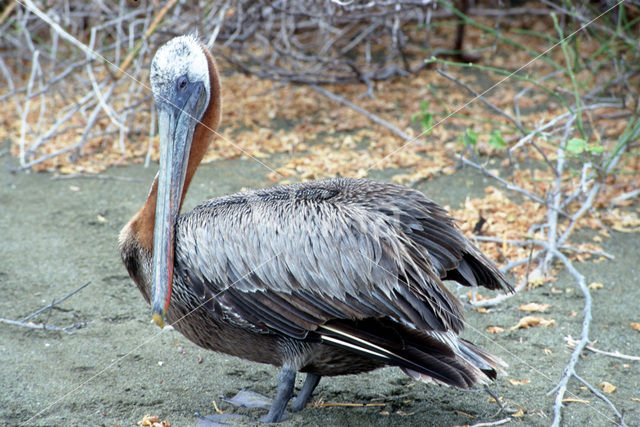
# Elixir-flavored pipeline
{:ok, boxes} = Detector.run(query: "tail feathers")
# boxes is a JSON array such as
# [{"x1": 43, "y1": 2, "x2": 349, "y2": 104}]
[
  {"x1": 445, "y1": 252, "x2": 513, "y2": 293},
  {"x1": 458, "y1": 338, "x2": 507, "y2": 376},
  {"x1": 318, "y1": 319, "x2": 504, "y2": 389}
]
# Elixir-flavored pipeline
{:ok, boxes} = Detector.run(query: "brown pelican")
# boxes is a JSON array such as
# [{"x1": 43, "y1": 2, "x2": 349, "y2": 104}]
[{"x1": 119, "y1": 35, "x2": 511, "y2": 423}]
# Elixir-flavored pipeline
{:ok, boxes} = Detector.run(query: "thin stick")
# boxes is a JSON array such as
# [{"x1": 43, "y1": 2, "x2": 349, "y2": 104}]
[
  {"x1": 0, "y1": 317, "x2": 84, "y2": 333},
  {"x1": 313, "y1": 401, "x2": 386, "y2": 408},
  {"x1": 436, "y1": 68, "x2": 526, "y2": 135},
  {"x1": 26, "y1": 90, "x2": 96, "y2": 157},
  {"x1": 547, "y1": 249, "x2": 592, "y2": 427},
  {"x1": 455, "y1": 154, "x2": 569, "y2": 217},
  {"x1": 86, "y1": 62, "x2": 128, "y2": 132},
  {"x1": 574, "y1": 374, "x2": 627, "y2": 427},
  {"x1": 22, "y1": 281, "x2": 91, "y2": 322},
  {"x1": 0, "y1": 2, "x2": 17, "y2": 26},
  {"x1": 471, "y1": 235, "x2": 614, "y2": 260},
  {"x1": 50, "y1": 173, "x2": 141, "y2": 182},
  {"x1": 469, "y1": 418, "x2": 512, "y2": 427},
  {"x1": 611, "y1": 188, "x2": 640, "y2": 205},
  {"x1": 310, "y1": 84, "x2": 412, "y2": 141},
  {"x1": 19, "y1": 49, "x2": 40, "y2": 166},
  {"x1": 19, "y1": 0, "x2": 100, "y2": 60},
  {"x1": 114, "y1": 0, "x2": 178, "y2": 79},
  {"x1": 566, "y1": 336, "x2": 640, "y2": 362}
]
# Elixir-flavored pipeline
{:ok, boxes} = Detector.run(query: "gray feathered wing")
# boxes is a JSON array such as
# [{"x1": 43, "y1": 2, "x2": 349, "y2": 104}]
[{"x1": 174, "y1": 179, "x2": 510, "y2": 386}]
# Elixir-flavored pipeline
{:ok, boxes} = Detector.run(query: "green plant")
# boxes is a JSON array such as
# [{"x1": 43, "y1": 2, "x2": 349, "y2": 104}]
[{"x1": 411, "y1": 100, "x2": 434, "y2": 134}]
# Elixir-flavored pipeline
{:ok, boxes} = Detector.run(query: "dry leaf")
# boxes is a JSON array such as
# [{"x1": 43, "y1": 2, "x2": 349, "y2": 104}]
[
  {"x1": 138, "y1": 415, "x2": 170, "y2": 427},
  {"x1": 527, "y1": 273, "x2": 546, "y2": 288},
  {"x1": 138, "y1": 415, "x2": 158, "y2": 426},
  {"x1": 512, "y1": 408, "x2": 525, "y2": 417},
  {"x1": 518, "y1": 303, "x2": 551, "y2": 312},
  {"x1": 600, "y1": 382, "x2": 616, "y2": 393},
  {"x1": 630, "y1": 322, "x2": 640, "y2": 332},
  {"x1": 508, "y1": 378, "x2": 530, "y2": 386},
  {"x1": 562, "y1": 398, "x2": 590, "y2": 404},
  {"x1": 588, "y1": 282, "x2": 604, "y2": 290},
  {"x1": 510, "y1": 316, "x2": 556, "y2": 330},
  {"x1": 466, "y1": 291, "x2": 490, "y2": 302},
  {"x1": 544, "y1": 348, "x2": 553, "y2": 355},
  {"x1": 486, "y1": 326, "x2": 505, "y2": 334},
  {"x1": 631, "y1": 398, "x2": 640, "y2": 403}
]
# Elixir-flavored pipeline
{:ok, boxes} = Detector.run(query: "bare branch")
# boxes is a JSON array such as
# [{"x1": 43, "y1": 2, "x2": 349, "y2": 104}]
[{"x1": 310, "y1": 84, "x2": 412, "y2": 141}]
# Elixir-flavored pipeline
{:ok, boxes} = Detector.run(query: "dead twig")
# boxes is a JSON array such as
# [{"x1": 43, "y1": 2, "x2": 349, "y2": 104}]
[
  {"x1": 470, "y1": 235, "x2": 614, "y2": 260},
  {"x1": 469, "y1": 417, "x2": 512, "y2": 427},
  {"x1": 455, "y1": 154, "x2": 569, "y2": 218},
  {"x1": 50, "y1": 173, "x2": 142, "y2": 182},
  {"x1": 436, "y1": 68, "x2": 526, "y2": 135},
  {"x1": 574, "y1": 374, "x2": 627, "y2": 427},
  {"x1": 0, "y1": 317, "x2": 85, "y2": 333},
  {"x1": 566, "y1": 336, "x2": 640, "y2": 362},
  {"x1": 310, "y1": 84, "x2": 412, "y2": 141},
  {"x1": 0, "y1": 281, "x2": 91, "y2": 333},
  {"x1": 20, "y1": 0, "x2": 100, "y2": 61},
  {"x1": 611, "y1": 188, "x2": 640, "y2": 205},
  {"x1": 114, "y1": 0, "x2": 178, "y2": 79},
  {"x1": 547, "y1": 249, "x2": 593, "y2": 427},
  {"x1": 311, "y1": 400, "x2": 386, "y2": 408}
]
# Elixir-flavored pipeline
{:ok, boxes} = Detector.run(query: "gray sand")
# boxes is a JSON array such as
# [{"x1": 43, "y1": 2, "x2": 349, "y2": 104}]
[{"x1": 1, "y1": 157, "x2": 638, "y2": 426}]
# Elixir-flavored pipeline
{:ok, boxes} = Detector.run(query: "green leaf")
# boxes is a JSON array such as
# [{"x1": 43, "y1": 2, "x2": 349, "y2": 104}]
[
  {"x1": 489, "y1": 130, "x2": 507, "y2": 150},
  {"x1": 466, "y1": 129, "x2": 478, "y2": 146},
  {"x1": 459, "y1": 129, "x2": 478, "y2": 148},
  {"x1": 566, "y1": 137, "x2": 586, "y2": 154},
  {"x1": 411, "y1": 101, "x2": 433, "y2": 134},
  {"x1": 587, "y1": 144, "x2": 604, "y2": 154},
  {"x1": 420, "y1": 113, "x2": 433, "y2": 132}
]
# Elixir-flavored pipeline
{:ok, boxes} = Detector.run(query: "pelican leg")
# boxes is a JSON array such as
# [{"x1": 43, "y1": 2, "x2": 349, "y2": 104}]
[
  {"x1": 260, "y1": 367, "x2": 296, "y2": 423},
  {"x1": 292, "y1": 373, "x2": 321, "y2": 412}
]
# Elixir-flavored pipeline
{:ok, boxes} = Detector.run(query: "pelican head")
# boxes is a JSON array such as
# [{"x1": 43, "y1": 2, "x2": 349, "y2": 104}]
[{"x1": 150, "y1": 35, "x2": 210, "y2": 327}]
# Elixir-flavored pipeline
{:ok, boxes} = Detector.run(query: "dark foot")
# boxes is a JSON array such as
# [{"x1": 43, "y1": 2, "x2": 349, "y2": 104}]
[
  {"x1": 224, "y1": 390, "x2": 290, "y2": 422},
  {"x1": 292, "y1": 373, "x2": 321, "y2": 412},
  {"x1": 225, "y1": 389, "x2": 273, "y2": 410},
  {"x1": 259, "y1": 366, "x2": 296, "y2": 423}
]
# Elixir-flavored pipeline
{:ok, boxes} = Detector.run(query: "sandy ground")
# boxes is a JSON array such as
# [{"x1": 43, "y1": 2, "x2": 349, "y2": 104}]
[{"x1": 1, "y1": 152, "x2": 639, "y2": 427}]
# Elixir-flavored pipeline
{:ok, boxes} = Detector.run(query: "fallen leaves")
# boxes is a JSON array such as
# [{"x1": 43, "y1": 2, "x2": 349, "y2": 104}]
[
  {"x1": 510, "y1": 316, "x2": 556, "y2": 330},
  {"x1": 602, "y1": 209, "x2": 640, "y2": 233},
  {"x1": 511, "y1": 408, "x2": 525, "y2": 417},
  {"x1": 508, "y1": 378, "x2": 530, "y2": 386},
  {"x1": 629, "y1": 322, "x2": 640, "y2": 332},
  {"x1": 587, "y1": 282, "x2": 604, "y2": 290},
  {"x1": 600, "y1": 382, "x2": 616, "y2": 393},
  {"x1": 137, "y1": 414, "x2": 170, "y2": 427},
  {"x1": 518, "y1": 303, "x2": 551, "y2": 312},
  {"x1": 486, "y1": 326, "x2": 505, "y2": 334}
]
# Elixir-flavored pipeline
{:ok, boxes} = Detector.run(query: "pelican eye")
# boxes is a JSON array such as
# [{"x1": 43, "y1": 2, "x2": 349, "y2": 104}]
[{"x1": 177, "y1": 75, "x2": 188, "y2": 91}]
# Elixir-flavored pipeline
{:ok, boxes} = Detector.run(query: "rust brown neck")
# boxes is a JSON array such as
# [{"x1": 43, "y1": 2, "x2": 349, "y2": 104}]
[{"x1": 127, "y1": 44, "x2": 221, "y2": 253}]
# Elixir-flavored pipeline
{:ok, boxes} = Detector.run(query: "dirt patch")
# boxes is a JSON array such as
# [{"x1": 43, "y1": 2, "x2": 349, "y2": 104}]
[{"x1": 1, "y1": 158, "x2": 638, "y2": 426}]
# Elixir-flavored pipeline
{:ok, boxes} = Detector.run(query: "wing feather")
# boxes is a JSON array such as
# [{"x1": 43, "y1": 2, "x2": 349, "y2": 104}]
[{"x1": 175, "y1": 178, "x2": 510, "y2": 341}]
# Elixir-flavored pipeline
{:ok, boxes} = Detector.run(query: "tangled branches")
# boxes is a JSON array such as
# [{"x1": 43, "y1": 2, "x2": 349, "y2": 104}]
[{"x1": 0, "y1": 0, "x2": 462, "y2": 171}]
